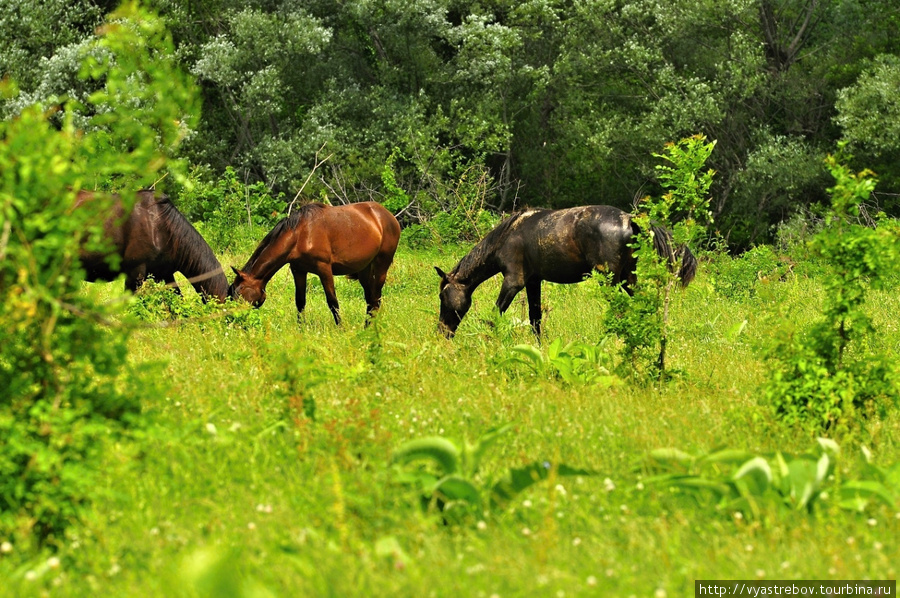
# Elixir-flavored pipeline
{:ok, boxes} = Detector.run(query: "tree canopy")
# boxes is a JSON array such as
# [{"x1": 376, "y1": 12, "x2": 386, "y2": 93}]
[{"x1": 3, "y1": 0, "x2": 899, "y2": 248}]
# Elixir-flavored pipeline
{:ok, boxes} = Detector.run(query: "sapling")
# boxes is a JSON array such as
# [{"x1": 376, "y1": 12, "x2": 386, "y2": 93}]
[{"x1": 602, "y1": 134, "x2": 715, "y2": 380}]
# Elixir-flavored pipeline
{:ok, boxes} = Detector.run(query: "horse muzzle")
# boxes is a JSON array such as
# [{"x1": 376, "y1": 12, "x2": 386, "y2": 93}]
[{"x1": 437, "y1": 321, "x2": 456, "y2": 339}]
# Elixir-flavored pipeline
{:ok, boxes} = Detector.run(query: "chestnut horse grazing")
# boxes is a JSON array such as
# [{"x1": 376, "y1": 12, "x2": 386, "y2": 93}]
[
  {"x1": 229, "y1": 202, "x2": 401, "y2": 325},
  {"x1": 435, "y1": 205, "x2": 697, "y2": 338},
  {"x1": 77, "y1": 189, "x2": 228, "y2": 301}
]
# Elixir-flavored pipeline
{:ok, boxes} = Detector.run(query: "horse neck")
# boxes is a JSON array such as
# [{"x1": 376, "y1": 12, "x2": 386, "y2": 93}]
[
  {"x1": 191, "y1": 265, "x2": 229, "y2": 300},
  {"x1": 242, "y1": 232, "x2": 296, "y2": 286},
  {"x1": 453, "y1": 249, "x2": 501, "y2": 294},
  {"x1": 157, "y1": 208, "x2": 229, "y2": 301}
]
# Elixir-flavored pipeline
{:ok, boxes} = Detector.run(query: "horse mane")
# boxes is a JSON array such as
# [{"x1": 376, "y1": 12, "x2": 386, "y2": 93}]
[
  {"x1": 453, "y1": 210, "x2": 541, "y2": 281},
  {"x1": 243, "y1": 203, "x2": 326, "y2": 270},
  {"x1": 152, "y1": 194, "x2": 228, "y2": 296}
]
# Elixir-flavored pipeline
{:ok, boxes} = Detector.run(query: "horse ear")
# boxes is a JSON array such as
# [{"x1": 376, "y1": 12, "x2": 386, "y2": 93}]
[
  {"x1": 231, "y1": 266, "x2": 244, "y2": 280},
  {"x1": 434, "y1": 266, "x2": 448, "y2": 280}
]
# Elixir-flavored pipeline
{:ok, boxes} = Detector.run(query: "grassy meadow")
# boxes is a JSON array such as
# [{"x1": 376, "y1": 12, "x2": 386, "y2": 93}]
[{"x1": 2, "y1": 240, "x2": 899, "y2": 597}]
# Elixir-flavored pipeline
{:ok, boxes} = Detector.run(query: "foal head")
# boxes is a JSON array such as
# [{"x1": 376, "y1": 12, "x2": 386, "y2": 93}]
[
  {"x1": 435, "y1": 267, "x2": 471, "y2": 338},
  {"x1": 229, "y1": 267, "x2": 267, "y2": 307}
]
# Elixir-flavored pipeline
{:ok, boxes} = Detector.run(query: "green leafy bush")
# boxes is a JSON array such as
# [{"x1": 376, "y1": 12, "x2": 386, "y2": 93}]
[
  {"x1": 176, "y1": 166, "x2": 286, "y2": 251},
  {"x1": 0, "y1": 3, "x2": 196, "y2": 548},
  {"x1": 128, "y1": 278, "x2": 209, "y2": 321},
  {"x1": 707, "y1": 245, "x2": 792, "y2": 300},
  {"x1": 602, "y1": 134, "x2": 714, "y2": 379},
  {"x1": 380, "y1": 149, "x2": 411, "y2": 215},
  {"x1": 126, "y1": 278, "x2": 265, "y2": 332},
  {"x1": 391, "y1": 425, "x2": 592, "y2": 523},
  {"x1": 401, "y1": 165, "x2": 500, "y2": 248},
  {"x1": 641, "y1": 439, "x2": 898, "y2": 518},
  {"x1": 504, "y1": 338, "x2": 619, "y2": 386},
  {"x1": 764, "y1": 154, "x2": 900, "y2": 432}
]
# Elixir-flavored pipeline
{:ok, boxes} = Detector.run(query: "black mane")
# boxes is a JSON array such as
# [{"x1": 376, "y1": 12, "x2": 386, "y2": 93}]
[
  {"x1": 242, "y1": 203, "x2": 326, "y2": 271},
  {"x1": 453, "y1": 209, "x2": 543, "y2": 281},
  {"x1": 154, "y1": 196, "x2": 227, "y2": 295}
]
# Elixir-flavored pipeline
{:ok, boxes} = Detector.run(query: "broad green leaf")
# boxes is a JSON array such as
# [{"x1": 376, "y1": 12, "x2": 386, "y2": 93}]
[
  {"x1": 392, "y1": 437, "x2": 460, "y2": 475},
  {"x1": 507, "y1": 345, "x2": 544, "y2": 373},
  {"x1": 431, "y1": 475, "x2": 483, "y2": 508},
  {"x1": 838, "y1": 496, "x2": 871, "y2": 512},
  {"x1": 786, "y1": 458, "x2": 822, "y2": 509},
  {"x1": 815, "y1": 452, "x2": 831, "y2": 485},
  {"x1": 647, "y1": 448, "x2": 694, "y2": 470},
  {"x1": 773, "y1": 452, "x2": 790, "y2": 493},
  {"x1": 701, "y1": 449, "x2": 754, "y2": 465},
  {"x1": 664, "y1": 475, "x2": 730, "y2": 496},
  {"x1": 490, "y1": 462, "x2": 593, "y2": 509},
  {"x1": 816, "y1": 438, "x2": 840, "y2": 456},
  {"x1": 547, "y1": 338, "x2": 563, "y2": 360},
  {"x1": 393, "y1": 471, "x2": 439, "y2": 489},
  {"x1": 733, "y1": 457, "x2": 771, "y2": 495},
  {"x1": 839, "y1": 480, "x2": 897, "y2": 509},
  {"x1": 860, "y1": 445, "x2": 873, "y2": 464}
]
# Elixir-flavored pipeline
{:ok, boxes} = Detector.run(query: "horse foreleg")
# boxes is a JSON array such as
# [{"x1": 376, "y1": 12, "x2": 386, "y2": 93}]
[
  {"x1": 290, "y1": 264, "x2": 308, "y2": 324},
  {"x1": 162, "y1": 270, "x2": 182, "y2": 296},
  {"x1": 125, "y1": 265, "x2": 147, "y2": 293},
  {"x1": 319, "y1": 268, "x2": 341, "y2": 326},
  {"x1": 495, "y1": 274, "x2": 525, "y2": 315},
  {"x1": 525, "y1": 278, "x2": 543, "y2": 340}
]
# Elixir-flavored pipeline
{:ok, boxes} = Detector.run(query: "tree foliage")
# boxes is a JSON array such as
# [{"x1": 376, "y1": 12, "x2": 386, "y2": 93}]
[
  {"x1": 3, "y1": 0, "x2": 900, "y2": 246},
  {"x1": 764, "y1": 153, "x2": 900, "y2": 433}
]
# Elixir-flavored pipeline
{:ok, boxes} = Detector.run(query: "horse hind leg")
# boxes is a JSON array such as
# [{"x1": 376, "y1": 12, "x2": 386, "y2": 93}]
[{"x1": 358, "y1": 260, "x2": 389, "y2": 327}]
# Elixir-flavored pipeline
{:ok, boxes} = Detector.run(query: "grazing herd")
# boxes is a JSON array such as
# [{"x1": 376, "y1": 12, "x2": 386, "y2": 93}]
[{"x1": 79, "y1": 190, "x2": 697, "y2": 336}]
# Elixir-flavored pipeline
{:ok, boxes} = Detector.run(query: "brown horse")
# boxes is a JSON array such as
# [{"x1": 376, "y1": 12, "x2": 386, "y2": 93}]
[
  {"x1": 229, "y1": 202, "x2": 401, "y2": 325},
  {"x1": 435, "y1": 205, "x2": 697, "y2": 338},
  {"x1": 77, "y1": 189, "x2": 228, "y2": 301}
]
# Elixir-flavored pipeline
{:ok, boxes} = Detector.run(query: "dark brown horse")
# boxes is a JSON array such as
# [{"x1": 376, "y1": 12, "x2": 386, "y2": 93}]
[
  {"x1": 77, "y1": 189, "x2": 228, "y2": 301},
  {"x1": 435, "y1": 205, "x2": 697, "y2": 338},
  {"x1": 229, "y1": 202, "x2": 401, "y2": 325}
]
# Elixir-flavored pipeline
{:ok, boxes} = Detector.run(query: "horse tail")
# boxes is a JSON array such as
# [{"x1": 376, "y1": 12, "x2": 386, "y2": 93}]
[
  {"x1": 677, "y1": 244, "x2": 698, "y2": 287},
  {"x1": 649, "y1": 225, "x2": 697, "y2": 288}
]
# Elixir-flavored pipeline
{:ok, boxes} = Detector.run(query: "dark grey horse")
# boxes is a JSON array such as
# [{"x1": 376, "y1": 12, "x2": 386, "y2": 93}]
[{"x1": 435, "y1": 205, "x2": 697, "y2": 338}]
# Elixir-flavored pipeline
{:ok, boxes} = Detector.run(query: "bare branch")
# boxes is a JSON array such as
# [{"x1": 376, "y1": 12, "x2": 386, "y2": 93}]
[
  {"x1": 0, "y1": 219, "x2": 10, "y2": 262},
  {"x1": 149, "y1": 171, "x2": 169, "y2": 190},
  {"x1": 288, "y1": 142, "x2": 333, "y2": 215}
]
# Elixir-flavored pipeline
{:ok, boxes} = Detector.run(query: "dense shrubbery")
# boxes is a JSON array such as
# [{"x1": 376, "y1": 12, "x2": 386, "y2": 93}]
[
  {"x1": 764, "y1": 155, "x2": 900, "y2": 433},
  {"x1": 177, "y1": 166, "x2": 287, "y2": 229},
  {"x1": 0, "y1": 3, "x2": 196, "y2": 548},
  {"x1": 707, "y1": 245, "x2": 793, "y2": 300}
]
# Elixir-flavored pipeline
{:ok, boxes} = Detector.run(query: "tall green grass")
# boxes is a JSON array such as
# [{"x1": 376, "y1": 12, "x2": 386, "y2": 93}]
[{"x1": 1, "y1": 246, "x2": 898, "y2": 597}]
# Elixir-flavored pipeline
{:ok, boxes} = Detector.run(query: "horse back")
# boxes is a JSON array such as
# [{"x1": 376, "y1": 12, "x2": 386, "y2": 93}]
[
  {"x1": 509, "y1": 206, "x2": 633, "y2": 283},
  {"x1": 120, "y1": 191, "x2": 168, "y2": 266},
  {"x1": 76, "y1": 190, "x2": 171, "y2": 281},
  {"x1": 297, "y1": 202, "x2": 400, "y2": 275},
  {"x1": 75, "y1": 191, "x2": 130, "y2": 281}
]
